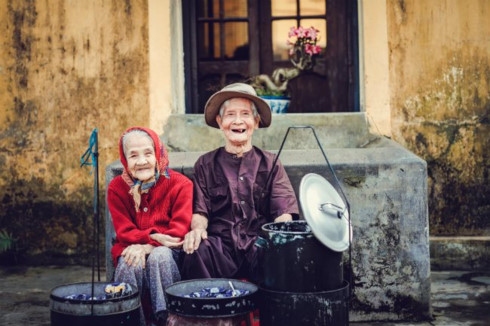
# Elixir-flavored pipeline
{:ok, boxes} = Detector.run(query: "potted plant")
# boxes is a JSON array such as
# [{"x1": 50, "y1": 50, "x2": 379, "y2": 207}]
[{"x1": 251, "y1": 26, "x2": 323, "y2": 114}]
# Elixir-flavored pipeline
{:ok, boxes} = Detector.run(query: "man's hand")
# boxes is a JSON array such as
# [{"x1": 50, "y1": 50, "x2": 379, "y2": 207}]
[
  {"x1": 183, "y1": 213, "x2": 209, "y2": 254},
  {"x1": 149, "y1": 233, "x2": 184, "y2": 248},
  {"x1": 121, "y1": 244, "x2": 153, "y2": 269},
  {"x1": 274, "y1": 213, "x2": 293, "y2": 223},
  {"x1": 183, "y1": 228, "x2": 208, "y2": 254}
]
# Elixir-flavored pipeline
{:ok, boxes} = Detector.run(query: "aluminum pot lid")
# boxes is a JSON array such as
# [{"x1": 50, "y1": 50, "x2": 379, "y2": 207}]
[{"x1": 299, "y1": 173, "x2": 350, "y2": 252}]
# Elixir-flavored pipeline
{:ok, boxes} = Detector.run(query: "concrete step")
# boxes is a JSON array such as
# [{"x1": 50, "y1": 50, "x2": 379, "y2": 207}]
[
  {"x1": 161, "y1": 113, "x2": 374, "y2": 152},
  {"x1": 430, "y1": 236, "x2": 490, "y2": 271}
]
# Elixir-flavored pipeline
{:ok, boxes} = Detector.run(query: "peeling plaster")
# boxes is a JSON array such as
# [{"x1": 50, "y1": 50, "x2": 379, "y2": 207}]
[
  {"x1": 387, "y1": 0, "x2": 490, "y2": 236},
  {"x1": 0, "y1": 0, "x2": 150, "y2": 263}
]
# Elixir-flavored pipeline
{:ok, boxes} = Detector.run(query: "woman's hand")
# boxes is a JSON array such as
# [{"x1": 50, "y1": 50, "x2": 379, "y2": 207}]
[
  {"x1": 183, "y1": 213, "x2": 209, "y2": 254},
  {"x1": 274, "y1": 213, "x2": 293, "y2": 223},
  {"x1": 149, "y1": 233, "x2": 184, "y2": 248},
  {"x1": 183, "y1": 228, "x2": 208, "y2": 254},
  {"x1": 121, "y1": 244, "x2": 154, "y2": 268}
]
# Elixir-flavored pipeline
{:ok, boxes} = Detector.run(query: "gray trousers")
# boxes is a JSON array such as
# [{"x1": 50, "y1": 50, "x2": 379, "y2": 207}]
[{"x1": 115, "y1": 246, "x2": 181, "y2": 326}]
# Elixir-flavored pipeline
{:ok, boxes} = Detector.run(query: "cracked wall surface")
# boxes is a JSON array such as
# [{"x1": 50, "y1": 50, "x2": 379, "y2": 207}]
[
  {"x1": 0, "y1": 0, "x2": 149, "y2": 263},
  {"x1": 387, "y1": 0, "x2": 490, "y2": 235}
]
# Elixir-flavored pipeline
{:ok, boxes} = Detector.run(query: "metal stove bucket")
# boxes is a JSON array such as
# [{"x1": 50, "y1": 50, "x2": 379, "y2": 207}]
[
  {"x1": 256, "y1": 126, "x2": 352, "y2": 326},
  {"x1": 259, "y1": 281, "x2": 350, "y2": 326},
  {"x1": 50, "y1": 282, "x2": 140, "y2": 326},
  {"x1": 256, "y1": 220, "x2": 343, "y2": 292}
]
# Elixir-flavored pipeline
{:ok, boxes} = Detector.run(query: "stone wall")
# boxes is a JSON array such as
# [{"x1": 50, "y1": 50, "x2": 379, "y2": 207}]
[
  {"x1": 387, "y1": 0, "x2": 490, "y2": 235},
  {"x1": 0, "y1": 0, "x2": 150, "y2": 263}
]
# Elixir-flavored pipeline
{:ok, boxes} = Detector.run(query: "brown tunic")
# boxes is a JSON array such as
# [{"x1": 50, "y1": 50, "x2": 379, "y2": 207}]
[{"x1": 182, "y1": 146, "x2": 299, "y2": 280}]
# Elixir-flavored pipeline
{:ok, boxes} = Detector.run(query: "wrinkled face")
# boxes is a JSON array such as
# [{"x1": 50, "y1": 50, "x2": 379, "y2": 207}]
[
  {"x1": 216, "y1": 98, "x2": 259, "y2": 145},
  {"x1": 124, "y1": 133, "x2": 157, "y2": 181}
]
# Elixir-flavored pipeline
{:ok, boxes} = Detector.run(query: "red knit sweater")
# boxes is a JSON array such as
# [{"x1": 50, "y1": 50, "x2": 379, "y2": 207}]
[{"x1": 108, "y1": 169, "x2": 193, "y2": 266}]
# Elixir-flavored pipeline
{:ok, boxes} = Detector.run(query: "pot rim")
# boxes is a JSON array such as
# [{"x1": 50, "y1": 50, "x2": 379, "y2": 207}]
[
  {"x1": 50, "y1": 282, "x2": 139, "y2": 304},
  {"x1": 261, "y1": 220, "x2": 311, "y2": 235}
]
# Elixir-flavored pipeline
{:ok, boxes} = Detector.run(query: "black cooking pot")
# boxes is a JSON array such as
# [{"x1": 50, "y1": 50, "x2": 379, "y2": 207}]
[
  {"x1": 165, "y1": 278, "x2": 258, "y2": 318},
  {"x1": 255, "y1": 221, "x2": 343, "y2": 292},
  {"x1": 50, "y1": 282, "x2": 140, "y2": 326}
]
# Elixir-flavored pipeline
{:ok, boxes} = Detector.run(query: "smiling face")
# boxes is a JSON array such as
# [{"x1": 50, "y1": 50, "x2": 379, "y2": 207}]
[
  {"x1": 123, "y1": 132, "x2": 157, "y2": 181},
  {"x1": 216, "y1": 98, "x2": 259, "y2": 150}
]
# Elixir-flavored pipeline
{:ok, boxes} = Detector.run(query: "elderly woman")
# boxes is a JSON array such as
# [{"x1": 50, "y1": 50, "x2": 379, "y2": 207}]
[
  {"x1": 182, "y1": 83, "x2": 299, "y2": 281},
  {"x1": 108, "y1": 127, "x2": 192, "y2": 326}
]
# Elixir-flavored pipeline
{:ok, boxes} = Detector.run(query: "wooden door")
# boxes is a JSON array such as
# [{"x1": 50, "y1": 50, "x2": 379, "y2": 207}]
[{"x1": 183, "y1": 0, "x2": 358, "y2": 113}]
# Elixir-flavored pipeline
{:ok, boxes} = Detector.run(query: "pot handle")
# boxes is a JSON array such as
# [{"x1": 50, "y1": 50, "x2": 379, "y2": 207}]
[{"x1": 319, "y1": 202, "x2": 346, "y2": 219}]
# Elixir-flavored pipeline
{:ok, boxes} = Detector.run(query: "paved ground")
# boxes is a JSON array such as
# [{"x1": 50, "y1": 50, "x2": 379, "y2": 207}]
[{"x1": 0, "y1": 265, "x2": 488, "y2": 326}]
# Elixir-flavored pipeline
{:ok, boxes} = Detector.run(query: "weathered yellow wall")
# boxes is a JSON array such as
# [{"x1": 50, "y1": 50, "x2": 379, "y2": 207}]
[
  {"x1": 387, "y1": 0, "x2": 489, "y2": 235},
  {"x1": 359, "y1": 0, "x2": 392, "y2": 137},
  {"x1": 0, "y1": 0, "x2": 151, "y2": 262},
  {"x1": 148, "y1": 0, "x2": 185, "y2": 134}
]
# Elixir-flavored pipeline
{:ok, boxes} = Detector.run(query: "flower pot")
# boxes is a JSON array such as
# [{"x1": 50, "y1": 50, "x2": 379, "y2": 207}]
[{"x1": 260, "y1": 96, "x2": 290, "y2": 114}]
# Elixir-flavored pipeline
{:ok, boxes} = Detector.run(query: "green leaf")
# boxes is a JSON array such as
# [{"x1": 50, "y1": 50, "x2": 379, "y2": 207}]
[{"x1": 0, "y1": 229, "x2": 14, "y2": 253}]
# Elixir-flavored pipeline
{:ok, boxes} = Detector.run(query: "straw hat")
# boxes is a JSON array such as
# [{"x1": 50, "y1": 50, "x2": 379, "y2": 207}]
[{"x1": 204, "y1": 83, "x2": 272, "y2": 129}]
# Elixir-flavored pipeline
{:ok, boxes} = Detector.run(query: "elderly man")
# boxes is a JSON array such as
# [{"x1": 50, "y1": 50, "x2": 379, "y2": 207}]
[{"x1": 181, "y1": 83, "x2": 299, "y2": 281}]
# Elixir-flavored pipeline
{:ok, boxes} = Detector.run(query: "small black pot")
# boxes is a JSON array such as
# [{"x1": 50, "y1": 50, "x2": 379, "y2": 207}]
[
  {"x1": 165, "y1": 278, "x2": 258, "y2": 318},
  {"x1": 50, "y1": 282, "x2": 140, "y2": 326}
]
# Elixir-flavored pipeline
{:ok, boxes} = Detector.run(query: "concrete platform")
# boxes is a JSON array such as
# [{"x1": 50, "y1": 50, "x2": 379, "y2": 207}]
[
  {"x1": 106, "y1": 145, "x2": 430, "y2": 321},
  {"x1": 0, "y1": 265, "x2": 488, "y2": 326}
]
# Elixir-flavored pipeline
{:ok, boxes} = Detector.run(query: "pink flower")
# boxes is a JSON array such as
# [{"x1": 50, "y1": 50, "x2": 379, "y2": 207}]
[
  {"x1": 308, "y1": 27, "x2": 318, "y2": 41},
  {"x1": 287, "y1": 25, "x2": 323, "y2": 67},
  {"x1": 296, "y1": 26, "x2": 305, "y2": 38},
  {"x1": 304, "y1": 43, "x2": 313, "y2": 55}
]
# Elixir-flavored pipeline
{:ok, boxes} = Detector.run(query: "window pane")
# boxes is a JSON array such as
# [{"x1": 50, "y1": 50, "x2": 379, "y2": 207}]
[
  {"x1": 223, "y1": 22, "x2": 249, "y2": 60},
  {"x1": 300, "y1": 0, "x2": 326, "y2": 16},
  {"x1": 198, "y1": 22, "x2": 221, "y2": 60},
  {"x1": 197, "y1": 0, "x2": 218, "y2": 19},
  {"x1": 272, "y1": 20, "x2": 296, "y2": 61},
  {"x1": 271, "y1": 0, "x2": 296, "y2": 17},
  {"x1": 300, "y1": 19, "x2": 327, "y2": 49},
  {"x1": 224, "y1": 0, "x2": 247, "y2": 18}
]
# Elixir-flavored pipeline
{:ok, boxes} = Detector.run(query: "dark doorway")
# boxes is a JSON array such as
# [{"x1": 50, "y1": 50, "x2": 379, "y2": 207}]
[{"x1": 182, "y1": 0, "x2": 359, "y2": 113}]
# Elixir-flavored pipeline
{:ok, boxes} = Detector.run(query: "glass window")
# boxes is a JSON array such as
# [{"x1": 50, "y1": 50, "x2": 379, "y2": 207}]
[
  {"x1": 223, "y1": 22, "x2": 249, "y2": 60},
  {"x1": 198, "y1": 22, "x2": 221, "y2": 60},
  {"x1": 300, "y1": 0, "x2": 326, "y2": 15},
  {"x1": 224, "y1": 0, "x2": 248, "y2": 18},
  {"x1": 272, "y1": 20, "x2": 296, "y2": 61},
  {"x1": 271, "y1": 0, "x2": 296, "y2": 16},
  {"x1": 197, "y1": 0, "x2": 219, "y2": 18}
]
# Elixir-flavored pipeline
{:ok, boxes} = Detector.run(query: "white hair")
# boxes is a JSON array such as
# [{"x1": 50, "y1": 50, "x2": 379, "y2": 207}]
[
  {"x1": 218, "y1": 98, "x2": 259, "y2": 118},
  {"x1": 122, "y1": 129, "x2": 154, "y2": 158}
]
